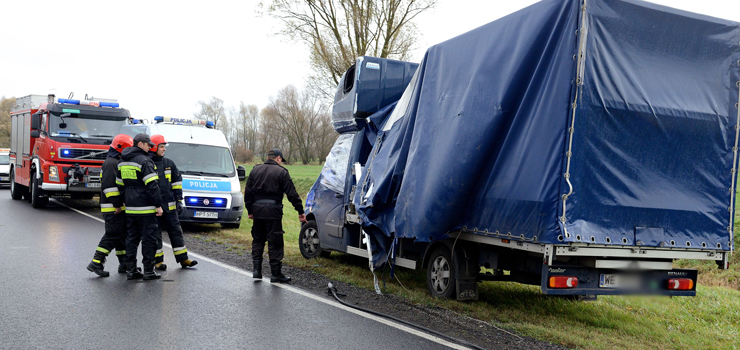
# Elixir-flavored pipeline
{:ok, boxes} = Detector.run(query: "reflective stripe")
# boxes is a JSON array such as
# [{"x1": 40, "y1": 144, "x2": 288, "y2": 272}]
[
  {"x1": 164, "y1": 170, "x2": 172, "y2": 175},
  {"x1": 125, "y1": 206, "x2": 157, "y2": 214},
  {"x1": 92, "y1": 259, "x2": 101, "y2": 264},
  {"x1": 171, "y1": 181, "x2": 182, "y2": 189},
  {"x1": 172, "y1": 185, "x2": 183, "y2": 190},
  {"x1": 168, "y1": 201, "x2": 176, "y2": 211},
  {"x1": 116, "y1": 250, "x2": 126, "y2": 255},
  {"x1": 118, "y1": 162, "x2": 142, "y2": 170},
  {"x1": 156, "y1": 249, "x2": 164, "y2": 253},
  {"x1": 115, "y1": 178, "x2": 124, "y2": 186},
  {"x1": 96, "y1": 247, "x2": 110, "y2": 255},
  {"x1": 166, "y1": 174, "x2": 172, "y2": 182},
  {"x1": 155, "y1": 251, "x2": 164, "y2": 258},
  {"x1": 100, "y1": 203, "x2": 114, "y2": 208},
  {"x1": 143, "y1": 173, "x2": 159, "y2": 185},
  {"x1": 105, "y1": 191, "x2": 120, "y2": 198},
  {"x1": 103, "y1": 187, "x2": 119, "y2": 194},
  {"x1": 100, "y1": 203, "x2": 116, "y2": 213},
  {"x1": 173, "y1": 248, "x2": 188, "y2": 256}
]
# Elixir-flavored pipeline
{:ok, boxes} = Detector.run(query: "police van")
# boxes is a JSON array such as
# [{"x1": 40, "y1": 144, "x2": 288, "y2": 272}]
[
  {"x1": 0, "y1": 148, "x2": 10, "y2": 187},
  {"x1": 120, "y1": 117, "x2": 246, "y2": 228}
]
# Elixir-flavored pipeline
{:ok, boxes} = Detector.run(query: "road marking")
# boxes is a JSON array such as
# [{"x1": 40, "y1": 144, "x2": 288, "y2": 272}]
[{"x1": 54, "y1": 199, "x2": 470, "y2": 350}]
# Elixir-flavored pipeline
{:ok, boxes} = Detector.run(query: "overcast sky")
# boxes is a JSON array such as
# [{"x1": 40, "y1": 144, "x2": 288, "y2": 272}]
[{"x1": 2, "y1": 0, "x2": 739, "y2": 121}]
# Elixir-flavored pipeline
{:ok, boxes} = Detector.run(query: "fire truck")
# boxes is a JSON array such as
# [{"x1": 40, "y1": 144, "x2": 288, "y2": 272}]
[{"x1": 9, "y1": 94, "x2": 131, "y2": 208}]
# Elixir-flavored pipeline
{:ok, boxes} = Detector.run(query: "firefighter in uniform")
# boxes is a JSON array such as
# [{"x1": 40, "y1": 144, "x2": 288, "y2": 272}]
[
  {"x1": 118, "y1": 133, "x2": 164, "y2": 280},
  {"x1": 86, "y1": 134, "x2": 134, "y2": 277},
  {"x1": 244, "y1": 149, "x2": 307, "y2": 283},
  {"x1": 149, "y1": 134, "x2": 198, "y2": 270}
]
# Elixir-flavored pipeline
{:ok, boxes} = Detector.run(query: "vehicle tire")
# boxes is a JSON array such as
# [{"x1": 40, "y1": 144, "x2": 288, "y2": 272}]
[
  {"x1": 220, "y1": 223, "x2": 241, "y2": 229},
  {"x1": 9, "y1": 169, "x2": 26, "y2": 200},
  {"x1": 426, "y1": 245, "x2": 457, "y2": 299},
  {"x1": 299, "y1": 220, "x2": 331, "y2": 259},
  {"x1": 30, "y1": 172, "x2": 48, "y2": 208}
]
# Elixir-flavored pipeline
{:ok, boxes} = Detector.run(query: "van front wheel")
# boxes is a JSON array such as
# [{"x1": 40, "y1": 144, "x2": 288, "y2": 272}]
[{"x1": 299, "y1": 220, "x2": 331, "y2": 259}]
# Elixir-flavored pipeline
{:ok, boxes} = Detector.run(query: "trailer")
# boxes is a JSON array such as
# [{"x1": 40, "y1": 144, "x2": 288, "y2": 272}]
[
  {"x1": 9, "y1": 94, "x2": 130, "y2": 207},
  {"x1": 301, "y1": 0, "x2": 738, "y2": 300}
]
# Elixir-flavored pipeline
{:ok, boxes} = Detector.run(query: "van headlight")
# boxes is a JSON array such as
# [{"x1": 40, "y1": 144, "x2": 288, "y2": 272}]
[{"x1": 48, "y1": 166, "x2": 59, "y2": 182}]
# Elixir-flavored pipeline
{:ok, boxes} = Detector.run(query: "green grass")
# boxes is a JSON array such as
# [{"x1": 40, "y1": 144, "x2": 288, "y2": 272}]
[{"x1": 188, "y1": 164, "x2": 740, "y2": 349}]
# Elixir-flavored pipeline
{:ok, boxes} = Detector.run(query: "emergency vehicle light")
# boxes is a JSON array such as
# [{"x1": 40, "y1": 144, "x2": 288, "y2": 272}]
[
  {"x1": 155, "y1": 116, "x2": 215, "y2": 128},
  {"x1": 58, "y1": 98, "x2": 119, "y2": 108}
]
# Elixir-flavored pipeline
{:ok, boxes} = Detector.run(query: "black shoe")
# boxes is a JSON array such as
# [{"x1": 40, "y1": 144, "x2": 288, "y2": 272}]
[
  {"x1": 127, "y1": 268, "x2": 143, "y2": 280},
  {"x1": 143, "y1": 267, "x2": 161, "y2": 280},
  {"x1": 87, "y1": 261, "x2": 110, "y2": 277},
  {"x1": 253, "y1": 259, "x2": 262, "y2": 279},
  {"x1": 270, "y1": 274, "x2": 291, "y2": 283},
  {"x1": 180, "y1": 260, "x2": 198, "y2": 268},
  {"x1": 154, "y1": 262, "x2": 167, "y2": 271},
  {"x1": 118, "y1": 264, "x2": 127, "y2": 274}
]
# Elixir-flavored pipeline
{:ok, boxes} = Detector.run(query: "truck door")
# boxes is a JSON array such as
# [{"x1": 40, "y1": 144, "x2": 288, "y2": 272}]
[{"x1": 314, "y1": 133, "x2": 356, "y2": 249}]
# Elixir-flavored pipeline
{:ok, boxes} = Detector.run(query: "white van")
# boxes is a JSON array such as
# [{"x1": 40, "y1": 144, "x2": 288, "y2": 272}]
[
  {"x1": 120, "y1": 117, "x2": 246, "y2": 228},
  {"x1": 0, "y1": 148, "x2": 10, "y2": 186}
]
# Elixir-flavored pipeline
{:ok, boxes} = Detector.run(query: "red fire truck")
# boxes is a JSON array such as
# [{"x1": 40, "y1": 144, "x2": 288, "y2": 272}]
[{"x1": 9, "y1": 94, "x2": 131, "y2": 208}]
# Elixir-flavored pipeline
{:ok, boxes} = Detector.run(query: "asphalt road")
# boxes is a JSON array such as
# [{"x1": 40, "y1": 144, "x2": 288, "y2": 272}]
[{"x1": 0, "y1": 190, "x2": 463, "y2": 350}]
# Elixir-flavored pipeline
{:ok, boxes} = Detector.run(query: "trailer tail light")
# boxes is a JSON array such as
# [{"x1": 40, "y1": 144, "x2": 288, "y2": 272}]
[
  {"x1": 549, "y1": 276, "x2": 578, "y2": 288},
  {"x1": 667, "y1": 278, "x2": 693, "y2": 290}
]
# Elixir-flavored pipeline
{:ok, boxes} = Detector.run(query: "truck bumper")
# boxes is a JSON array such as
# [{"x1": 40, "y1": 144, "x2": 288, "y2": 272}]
[
  {"x1": 178, "y1": 207, "x2": 243, "y2": 225},
  {"x1": 541, "y1": 265, "x2": 698, "y2": 296},
  {"x1": 41, "y1": 183, "x2": 100, "y2": 193}
]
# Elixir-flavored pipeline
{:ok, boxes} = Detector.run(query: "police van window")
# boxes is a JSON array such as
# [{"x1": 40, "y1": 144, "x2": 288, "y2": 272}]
[
  {"x1": 165, "y1": 143, "x2": 236, "y2": 177},
  {"x1": 0, "y1": 154, "x2": 9, "y2": 165}
]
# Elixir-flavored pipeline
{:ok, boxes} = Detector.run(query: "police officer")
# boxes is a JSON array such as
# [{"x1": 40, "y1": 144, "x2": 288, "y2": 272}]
[
  {"x1": 149, "y1": 134, "x2": 198, "y2": 270},
  {"x1": 118, "y1": 133, "x2": 164, "y2": 280},
  {"x1": 86, "y1": 134, "x2": 133, "y2": 277},
  {"x1": 244, "y1": 149, "x2": 307, "y2": 283}
]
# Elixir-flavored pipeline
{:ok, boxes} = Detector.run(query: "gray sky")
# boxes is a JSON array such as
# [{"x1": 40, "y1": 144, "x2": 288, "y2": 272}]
[{"x1": 3, "y1": 0, "x2": 739, "y2": 121}]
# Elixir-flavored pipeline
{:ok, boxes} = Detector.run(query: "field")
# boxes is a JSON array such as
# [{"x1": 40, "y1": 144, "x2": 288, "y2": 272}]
[{"x1": 203, "y1": 163, "x2": 740, "y2": 349}]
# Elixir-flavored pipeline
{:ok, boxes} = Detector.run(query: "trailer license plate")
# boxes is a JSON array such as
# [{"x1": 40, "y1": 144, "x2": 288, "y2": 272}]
[
  {"x1": 194, "y1": 211, "x2": 218, "y2": 219},
  {"x1": 600, "y1": 274, "x2": 640, "y2": 288},
  {"x1": 86, "y1": 183, "x2": 101, "y2": 188}
]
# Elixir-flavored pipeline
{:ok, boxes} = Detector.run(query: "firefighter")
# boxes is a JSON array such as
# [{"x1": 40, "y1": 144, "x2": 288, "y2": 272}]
[
  {"x1": 118, "y1": 133, "x2": 164, "y2": 280},
  {"x1": 86, "y1": 134, "x2": 133, "y2": 277},
  {"x1": 148, "y1": 134, "x2": 198, "y2": 270},
  {"x1": 244, "y1": 149, "x2": 307, "y2": 283}
]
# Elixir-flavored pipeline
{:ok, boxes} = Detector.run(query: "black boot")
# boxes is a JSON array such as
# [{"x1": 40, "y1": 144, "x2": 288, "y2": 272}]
[
  {"x1": 127, "y1": 260, "x2": 143, "y2": 280},
  {"x1": 117, "y1": 253, "x2": 127, "y2": 273},
  {"x1": 253, "y1": 259, "x2": 263, "y2": 279},
  {"x1": 154, "y1": 262, "x2": 168, "y2": 271},
  {"x1": 87, "y1": 256, "x2": 110, "y2": 277},
  {"x1": 143, "y1": 265, "x2": 161, "y2": 280},
  {"x1": 270, "y1": 264, "x2": 291, "y2": 283}
]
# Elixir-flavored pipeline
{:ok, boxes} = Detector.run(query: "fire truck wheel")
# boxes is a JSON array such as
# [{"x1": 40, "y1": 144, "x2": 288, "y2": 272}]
[
  {"x1": 30, "y1": 172, "x2": 48, "y2": 208},
  {"x1": 426, "y1": 245, "x2": 457, "y2": 299},
  {"x1": 9, "y1": 168, "x2": 27, "y2": 200}
]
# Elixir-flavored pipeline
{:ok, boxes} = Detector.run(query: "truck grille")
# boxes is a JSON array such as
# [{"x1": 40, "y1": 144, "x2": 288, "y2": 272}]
[{"x1": 59, "y1": 148, "x2": 108, "y2": 161}]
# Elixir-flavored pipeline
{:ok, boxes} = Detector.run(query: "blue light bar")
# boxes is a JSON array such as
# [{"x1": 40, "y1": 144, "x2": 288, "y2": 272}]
[
  {"x1": 131, "y1": 119, "x2": 140, "y2": 124},
  {"x1": 206, "y1": 121, "x2": 214, "y2": 127},
  {"x1": 99, "y1": 102, "x2": 119, "y2": 108},
  {"x1": 154, "y1": 116, "x2": 164, "y2": 122},
  {"x1": 58, "y1": 98, "x2": 80, "y2": 105}
]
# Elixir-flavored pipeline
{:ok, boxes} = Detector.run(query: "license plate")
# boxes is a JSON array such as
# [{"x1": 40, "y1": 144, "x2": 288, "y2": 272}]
[
  {"x1": 194, "y1": 211, "x2": 218, "y2": 219},
  {"x1": 86, "y1": 182, "x2": 101, "y2": 188},
  {"x1": 0, "y1": 177, "x2": 8, "y2": 181},
  {"x1": 600, "y1": 274, "x2": 641, "y2": 288}
]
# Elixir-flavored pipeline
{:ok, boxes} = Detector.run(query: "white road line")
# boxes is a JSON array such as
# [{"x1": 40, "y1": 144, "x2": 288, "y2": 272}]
[{"x1": 54, "y1": 200, "x2": 469, "y2": 350}]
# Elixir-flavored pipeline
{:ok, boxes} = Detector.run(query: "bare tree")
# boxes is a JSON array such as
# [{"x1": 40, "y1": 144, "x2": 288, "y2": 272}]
[
  {"x1": 0, "y1": 97, "x2": 16, "y2": 148},
  {"x1": 262, "y1": 0, "x2": 436, "y2": 98},
  {"x1": 193, "y1": 96, "x2": 226, "y2": 129}
]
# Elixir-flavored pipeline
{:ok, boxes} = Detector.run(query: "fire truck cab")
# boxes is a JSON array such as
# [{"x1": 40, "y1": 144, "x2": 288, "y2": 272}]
[{"x1": 9, "y1": 94, "x2": 130, "y2": 207}]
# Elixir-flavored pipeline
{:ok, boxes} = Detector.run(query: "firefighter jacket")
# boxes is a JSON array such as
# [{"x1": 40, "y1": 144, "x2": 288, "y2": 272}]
[
  {"x1": 100, "y1": 148, "x2": 124, "y2": 214},
  {"x1": 117, "y1": 146, "x2": 162, "y2": 215},
  {"x1": 150, "y1": 153, "x2": 183, "y2": 213},
  {"x1": 244, "y1": 159, "x2": 304, "y2": 220}
]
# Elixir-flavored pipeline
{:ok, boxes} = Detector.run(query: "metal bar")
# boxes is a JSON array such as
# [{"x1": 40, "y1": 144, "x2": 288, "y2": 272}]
[{"x1": 555, "y1": 246, "x2": 723, "y2": 260}]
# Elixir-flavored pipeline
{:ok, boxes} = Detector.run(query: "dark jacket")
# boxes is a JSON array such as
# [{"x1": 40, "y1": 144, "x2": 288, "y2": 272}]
[
  {"x1": 244, "y1": 160, "x2": 304, "y2": 220},
  {"x1": 151, "y1": 153, "x2": 183, "y2": 212},
  {"x1": 100, "y1": 148, "x2": 124, "y2": 213},
  {"x1": 117, "y1": 147, "x2": 162, "y2": 215}
]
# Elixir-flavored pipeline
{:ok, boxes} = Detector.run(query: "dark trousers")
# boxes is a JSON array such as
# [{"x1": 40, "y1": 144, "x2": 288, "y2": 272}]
[
  {"x1": 251, "y1": 219, "x2": 284, "y2": 267},
  {"x1": 93, "y1": 213, "x2": 127, "y2": 263},
  {"x1": 155, "y1": 211, "x2": 189, "y2": 263},
  {"x1": 126, "y1": 215, "x2": 159, "y2": 268}
]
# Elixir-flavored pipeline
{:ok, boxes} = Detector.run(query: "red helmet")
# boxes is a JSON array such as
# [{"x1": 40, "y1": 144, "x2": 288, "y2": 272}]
[
  {"x1": 150, "y1": 134, "x2": 168, "y2": 152},
  {"x1": 111, "y1": 134, "x2": 134, "y2": 153}
]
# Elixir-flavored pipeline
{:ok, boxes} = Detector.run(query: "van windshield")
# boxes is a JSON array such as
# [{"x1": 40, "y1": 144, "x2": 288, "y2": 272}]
[
  {"x1": 165, "y1": 142, "x2": 236, "y2": 177},
  {"x1": 0, "y1": 154, "x2": 9, "y2": 165}
]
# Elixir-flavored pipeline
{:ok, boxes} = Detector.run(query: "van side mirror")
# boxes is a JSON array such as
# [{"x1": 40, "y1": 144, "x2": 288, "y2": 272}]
[
  {"x1": 237, "y1": 165, "x2": 246, "y2": 181},
  {"x1": 31, "y1": 113, "x2": 42, "y2": 130}
]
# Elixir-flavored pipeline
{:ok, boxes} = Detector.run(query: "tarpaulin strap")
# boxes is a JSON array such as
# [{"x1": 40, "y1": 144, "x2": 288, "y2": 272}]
[
  {"x1": 363, "y1": 230, "x2": 382, "y2": 295},
  {"x1": 730, "y1": 60, "x2": 740, "y2": 252}
]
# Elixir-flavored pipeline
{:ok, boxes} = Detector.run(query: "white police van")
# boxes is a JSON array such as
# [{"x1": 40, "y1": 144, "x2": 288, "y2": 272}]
[
  {"x1": 0, "y1": 148, "x2": 10, "y2": 186},
  {"x1": 120, "y1": 117, "x2": 246, "y2": 228}
]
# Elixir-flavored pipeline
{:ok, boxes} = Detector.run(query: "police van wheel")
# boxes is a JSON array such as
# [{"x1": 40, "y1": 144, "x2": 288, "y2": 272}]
[
  {"x1": 30, "y1": 172, "x2": 48, "y2": 209},
  {"x1": 299, "y1": 220, "x2": 330, "y2": 259},
  {"x1": 426, "y1": 246, "x2": 457, "y2": 299},
  {"x1": 9, "y1": 169, "x2": 26, "y2": 200}
]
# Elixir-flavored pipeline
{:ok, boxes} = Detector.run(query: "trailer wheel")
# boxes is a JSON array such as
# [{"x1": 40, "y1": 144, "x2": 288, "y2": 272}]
[
  {"x1": 30, "y1": 172, "x2": 48, "y2": 208},
  {"x1": 299, "y1": 220, "x2": 331, "y2": 259},
  {"x1": 427, "y1": 246, "x2": 457, "y2": 299},
  {"x1": 9, "y1": 168, "x2": 26, "y2": 200}
]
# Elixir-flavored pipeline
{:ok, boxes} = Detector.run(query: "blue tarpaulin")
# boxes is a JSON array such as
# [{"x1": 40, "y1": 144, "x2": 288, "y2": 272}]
[{"x1": 354, "y1": 0, "x2": 740, "y2": 266}]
